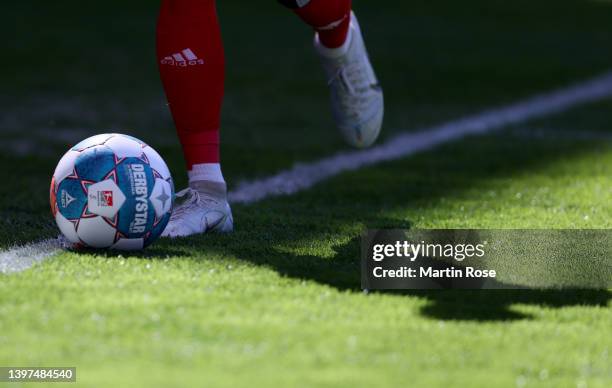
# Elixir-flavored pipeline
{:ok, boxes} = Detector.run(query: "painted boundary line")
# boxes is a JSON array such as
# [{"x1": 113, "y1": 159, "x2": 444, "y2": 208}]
[
  {"x1": 2, "y1": 71, "x2": 612, "y2": 274},
  {"x1": 0, "y1": 238, "x2": 67, "y2": 274}
]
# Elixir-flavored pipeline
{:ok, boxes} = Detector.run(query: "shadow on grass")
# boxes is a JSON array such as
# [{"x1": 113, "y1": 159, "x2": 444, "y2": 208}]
[
  {"x1": 220, "y1": 234, "x2": 609, "y2": 321},
  {"x1": 208, "y1": 131, "x2": 611, "y2": 321}
]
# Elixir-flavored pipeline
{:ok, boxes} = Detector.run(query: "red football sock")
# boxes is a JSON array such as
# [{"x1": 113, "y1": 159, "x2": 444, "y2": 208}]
[
  {"x1": 287, "y1": 0, "x2": 352, "y2": 49},
  {"x1": 157, "y1": 0, "x2": 224, "y2": 167}
]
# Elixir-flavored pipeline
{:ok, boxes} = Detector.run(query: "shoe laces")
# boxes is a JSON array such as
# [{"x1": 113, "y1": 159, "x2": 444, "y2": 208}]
[
  {"x1": 170, "y1": 188, "x2": 199, "y2": 219},
  {"x1": 171, "y1": 188, "x2": 222, "y2": 219},
  {"x1": 328, "y1": 66, "x2": 357, "y2": 96}
]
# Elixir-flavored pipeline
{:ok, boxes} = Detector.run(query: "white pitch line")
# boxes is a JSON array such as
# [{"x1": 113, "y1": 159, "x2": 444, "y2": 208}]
[
  {"x1": 3, "y1": 71, "x2": 612, "y2": 274},
  {"x1": 510, "y1": 127, "x2": 612, "y2": 141},
  {"x1": 0, "y1": 238, "x2": 66, "y2": 274}
]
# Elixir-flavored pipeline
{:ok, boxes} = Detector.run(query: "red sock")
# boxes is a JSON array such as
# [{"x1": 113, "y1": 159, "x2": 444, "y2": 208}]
[
  {"x1": 157, "y1": 0, "x2": 224, "y2": 167},
  {"x1": 286, "y1": 0, "x2": 352, "y2": 49}
]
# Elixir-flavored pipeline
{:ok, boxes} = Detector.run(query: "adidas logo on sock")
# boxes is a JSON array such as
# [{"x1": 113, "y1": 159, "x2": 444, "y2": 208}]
[{"x1": 160, "y1": 48, "x2": 204, "y2": 67}]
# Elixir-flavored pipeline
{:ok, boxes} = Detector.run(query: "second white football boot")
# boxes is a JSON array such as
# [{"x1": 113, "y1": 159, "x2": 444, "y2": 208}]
[{"x1": 315, "y1": 11, "x2": 384, "y2": 148}]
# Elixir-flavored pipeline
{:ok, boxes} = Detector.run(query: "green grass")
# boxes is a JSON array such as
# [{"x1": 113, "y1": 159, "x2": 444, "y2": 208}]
[{"x1": 1, "y1": 0, "x2": 612, "y2": 387}]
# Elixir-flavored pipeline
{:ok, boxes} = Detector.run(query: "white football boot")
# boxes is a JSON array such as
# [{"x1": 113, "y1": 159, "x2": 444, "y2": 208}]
[
  {"x1": 315, "y1": 11, "x2": 384, "y2": 148},
  {"x1": 161, "y1": 181, "x2": 233, "y2": 238}
]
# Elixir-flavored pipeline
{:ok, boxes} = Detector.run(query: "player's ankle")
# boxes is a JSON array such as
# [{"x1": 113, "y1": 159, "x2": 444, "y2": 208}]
[
  {"x1": 188, "y1": 163, "x2": 225, "y2": 183},
  {"x1": 189, "y1": 179, "x2": 227, "y2": 201},
  {"x1": 316, "y1": 26, "x2": 352, "y2": 58},
  {"x1": 188, "y1": 163, "x2": 227, "y2": 200}
]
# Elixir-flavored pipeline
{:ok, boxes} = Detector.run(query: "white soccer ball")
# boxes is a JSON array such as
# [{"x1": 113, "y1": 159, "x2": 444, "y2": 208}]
[{"x1": 50, "y1": 134, "x2": 174, "y2": 250}]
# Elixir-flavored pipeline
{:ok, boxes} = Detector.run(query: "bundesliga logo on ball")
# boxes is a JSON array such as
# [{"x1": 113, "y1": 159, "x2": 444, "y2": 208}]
[{"x1": 49, "y1": 134, "x2": 175, "y2": 250}]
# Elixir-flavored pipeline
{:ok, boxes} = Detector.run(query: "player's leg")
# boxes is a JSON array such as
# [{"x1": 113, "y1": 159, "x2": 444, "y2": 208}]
[
  {"x1": 280, "y1": 0, "x2": 384, "y2": 148},
  {"x1": 157, "y1": 0, "x2": 232, "y2": 237}
]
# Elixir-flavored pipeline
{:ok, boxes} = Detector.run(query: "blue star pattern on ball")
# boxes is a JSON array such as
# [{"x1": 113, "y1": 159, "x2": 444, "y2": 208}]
[{"x1": 50, "y1": 134, "x2": 175, "y2": 250}]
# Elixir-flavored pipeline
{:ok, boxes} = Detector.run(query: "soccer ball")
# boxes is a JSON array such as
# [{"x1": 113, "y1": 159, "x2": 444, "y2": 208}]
[{"x1": 50, "y1": 134, "x2": 174, "y2": 250}]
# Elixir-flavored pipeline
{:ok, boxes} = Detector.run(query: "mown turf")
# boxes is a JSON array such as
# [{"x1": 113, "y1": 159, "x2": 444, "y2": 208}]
[{"x1": 1, "y1": 0, "x2": 611, "y2": 387}]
